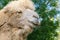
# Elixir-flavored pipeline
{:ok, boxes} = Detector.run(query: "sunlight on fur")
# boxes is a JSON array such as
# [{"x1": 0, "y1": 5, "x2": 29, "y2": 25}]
[{"x1": 0, "y1": 0, "x2": 40, "y2": 40}]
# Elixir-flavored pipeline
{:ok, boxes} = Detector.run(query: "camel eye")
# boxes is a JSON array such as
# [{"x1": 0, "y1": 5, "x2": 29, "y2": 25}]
[{"x1": 17, "y1": 11, "x2": 22, "y2": 14}]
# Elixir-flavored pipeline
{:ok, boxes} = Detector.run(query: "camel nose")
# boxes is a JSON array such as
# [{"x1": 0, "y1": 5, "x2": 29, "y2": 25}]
[
  {"x1": 32, "y1": 14, "x2": 41, "y2": 25},
  {"x1": 34, "y1": 18, "x2": 41, "y2": 25},
  {"x1": 27, "y1": 17, "x2": 40, "y2": 26}
]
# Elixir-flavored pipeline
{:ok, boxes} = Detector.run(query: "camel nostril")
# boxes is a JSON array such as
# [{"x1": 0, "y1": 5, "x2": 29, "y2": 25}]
[{"x1": 33, "y1": 15, "x2": 38, "y2": 19}]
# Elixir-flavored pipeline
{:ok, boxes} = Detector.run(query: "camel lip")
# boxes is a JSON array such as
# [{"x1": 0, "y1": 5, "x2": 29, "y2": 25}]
[{"x1": 33, "y1": 18, "x2": 41, "y2": 26}]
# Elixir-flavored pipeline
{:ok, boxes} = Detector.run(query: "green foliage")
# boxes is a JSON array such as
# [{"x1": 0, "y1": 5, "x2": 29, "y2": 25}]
[
  {"x1": 0, "y1": 0, "x2": 10, "y2": 9},
  {"x1": 0, "y1": 0, "x2": 59, "y2": 40},
  {"x1": 28, "y1": 0, "x2": 59, "y2": 40}
]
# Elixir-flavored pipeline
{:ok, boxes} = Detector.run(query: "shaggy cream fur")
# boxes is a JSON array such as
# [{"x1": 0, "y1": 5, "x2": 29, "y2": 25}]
[{"x1": 0, "y1": 0, "x2": 40, "y2": 40}]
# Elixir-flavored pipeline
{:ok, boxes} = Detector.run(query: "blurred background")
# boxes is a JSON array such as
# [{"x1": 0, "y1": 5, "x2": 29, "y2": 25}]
[{"x1": 0, "y1": 0, "x2": 60, "y2": 40}]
